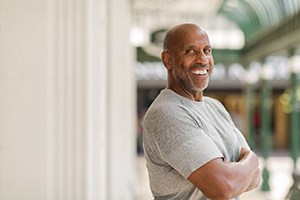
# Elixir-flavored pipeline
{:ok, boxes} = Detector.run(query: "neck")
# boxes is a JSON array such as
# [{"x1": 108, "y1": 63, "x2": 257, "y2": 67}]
[{"x1": 167, "y1": 84, "x2": 203, "y2": 102}]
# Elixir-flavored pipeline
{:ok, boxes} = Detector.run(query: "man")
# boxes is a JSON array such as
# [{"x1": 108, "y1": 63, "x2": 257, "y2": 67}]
[{"x1": 142, "y1": 23, "x2": 261, "y2": 199}]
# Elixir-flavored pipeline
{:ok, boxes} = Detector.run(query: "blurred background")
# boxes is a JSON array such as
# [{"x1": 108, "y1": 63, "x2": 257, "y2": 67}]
[{"x1": 1, "y1": 0, "x2": 300, "y2": 199}]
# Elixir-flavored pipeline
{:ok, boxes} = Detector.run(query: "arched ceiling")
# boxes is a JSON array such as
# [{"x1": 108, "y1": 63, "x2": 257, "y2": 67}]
[
  {"x1": 131, "y1": 0, "x2": 300, "y2": 48},
  {"x1": 219, "y1": 0, "x2": 300, "y2": 42}
]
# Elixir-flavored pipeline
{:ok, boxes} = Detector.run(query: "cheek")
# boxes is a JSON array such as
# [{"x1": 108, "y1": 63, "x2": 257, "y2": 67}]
[
  {"x1": 172, "y1": 57, "x2": 193, "y2": 74},
  {"x1": 209, "y1": 59, "x2": 214, "y2": 73},
  {"x1": 210, "y1": 57, "x2": 214, "y2": 66}
]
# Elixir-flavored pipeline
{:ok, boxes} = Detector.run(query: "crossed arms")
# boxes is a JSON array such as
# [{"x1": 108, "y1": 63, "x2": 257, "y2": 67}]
[{"x1": 188, "y1": 147, "x2": 261, "y2": 200}]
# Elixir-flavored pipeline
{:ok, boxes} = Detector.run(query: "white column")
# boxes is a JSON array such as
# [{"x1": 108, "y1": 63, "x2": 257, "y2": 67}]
[
  {"x1": 0, "y1": 1, "x2": 48, "y2": 200},
  {"x1": 47, "y1": 0, "x2": 136, "y2": 199},
  {"x1": 85, "y1": 0, "x2": 108, "y2": 199},
  {"x1": 105, "y1": 0, "x2": 137, "y2": 199},
  {"x1": 47, "y1": 0, "x2": 87, "y2": 199},
  {"x1": 0, "y1": 0, "x2": 136, "y2": 199}
]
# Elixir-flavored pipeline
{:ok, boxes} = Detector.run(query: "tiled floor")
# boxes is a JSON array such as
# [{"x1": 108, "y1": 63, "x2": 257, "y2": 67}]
[{"x1": 136, "y1": 153, "x2": 299, "y2": 200}]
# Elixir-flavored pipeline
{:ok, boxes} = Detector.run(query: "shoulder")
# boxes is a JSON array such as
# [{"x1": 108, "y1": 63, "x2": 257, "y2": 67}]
[
  {"x1": 143, "y1": 90, "x2": 198, "y2": 130},
  {"x1": 145, "y1": 89, "x2": 188, "y2": 116},
  {"x1": 144, "y1": 92, "x2": 184, "y2": 124}
]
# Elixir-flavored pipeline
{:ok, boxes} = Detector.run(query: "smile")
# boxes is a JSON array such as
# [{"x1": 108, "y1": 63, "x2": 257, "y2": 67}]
[{"x1": 191, "y1": 68, "x2": 208, "y2": 75}]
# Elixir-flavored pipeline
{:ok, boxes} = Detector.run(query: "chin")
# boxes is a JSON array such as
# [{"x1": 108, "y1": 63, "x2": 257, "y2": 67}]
[
  {"x1": 193, "y1": 84, "x2": 209, "y2": 92},
  {"x1": 191, "y1": 88, "x2": 206, "y2": 94}
]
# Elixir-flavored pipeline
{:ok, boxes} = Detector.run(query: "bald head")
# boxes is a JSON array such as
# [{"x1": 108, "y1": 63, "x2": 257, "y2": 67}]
[
  {"x1": 160, "y1": 23, "x2": 214, "y2": 101},
  {"x1": 163, "y1": 23, "x2": 208, "y2": 51}
]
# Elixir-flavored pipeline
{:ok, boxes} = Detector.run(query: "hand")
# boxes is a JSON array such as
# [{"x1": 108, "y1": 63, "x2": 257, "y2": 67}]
[
  {"x1": 246, "y1": 168, "x2": 261, "y2": 191},
  {"x1": 238, "y1": 148, "x2": 261, "y2": 191},
  {"x1": 238, "y1": 147, "x2": 250, "y2": 161}
]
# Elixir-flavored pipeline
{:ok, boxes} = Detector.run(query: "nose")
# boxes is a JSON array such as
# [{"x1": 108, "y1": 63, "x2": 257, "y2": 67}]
[{"x1": 195, "y1": 52, "x2": 209, "y2": 65}]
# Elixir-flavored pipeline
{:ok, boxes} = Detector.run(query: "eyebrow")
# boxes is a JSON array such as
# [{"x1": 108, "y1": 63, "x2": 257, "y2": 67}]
[{"x1": 185, "y1": 45, "x2": 212, "y2": 49}]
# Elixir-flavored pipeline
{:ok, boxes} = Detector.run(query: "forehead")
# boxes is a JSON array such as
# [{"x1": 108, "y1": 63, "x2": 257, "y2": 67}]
[{"x1": 173, "y1": 27, "x2": 211, "y2": 49}]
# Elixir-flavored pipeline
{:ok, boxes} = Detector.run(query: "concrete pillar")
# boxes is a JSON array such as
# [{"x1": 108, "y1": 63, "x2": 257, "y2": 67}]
[{"x1": 0, "y1": 0, "x2": 136, "y2": 200}]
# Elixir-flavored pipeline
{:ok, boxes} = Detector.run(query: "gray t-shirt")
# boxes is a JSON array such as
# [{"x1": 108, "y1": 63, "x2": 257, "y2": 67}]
[{"x1": 143, "y1": 89, "x2": 249, "y2": 200}]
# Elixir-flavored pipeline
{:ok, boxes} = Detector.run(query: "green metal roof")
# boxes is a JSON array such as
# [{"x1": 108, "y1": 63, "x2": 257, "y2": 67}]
[{"x1": 219, "y1": 0, "x2": 300, "y2": 42}]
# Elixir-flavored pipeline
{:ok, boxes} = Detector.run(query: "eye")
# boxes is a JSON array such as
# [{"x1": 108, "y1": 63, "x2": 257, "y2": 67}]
[
  {"x1": 204, "y1": 48, "x2": 212, "y2": 54},
  {"x1": 186, "y1": 49, "x2": 196, "y2": 55}
]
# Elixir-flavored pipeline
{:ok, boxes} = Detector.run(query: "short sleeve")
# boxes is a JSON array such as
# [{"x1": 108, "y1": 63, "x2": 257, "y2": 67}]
[{"x1": 144, "y1": 107, "x2": 223, "y2": 179}]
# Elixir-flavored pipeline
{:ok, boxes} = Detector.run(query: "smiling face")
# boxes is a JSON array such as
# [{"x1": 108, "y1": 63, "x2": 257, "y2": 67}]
[{"x1": 161, "y1": 23, "x2": 214, "y2": 101}]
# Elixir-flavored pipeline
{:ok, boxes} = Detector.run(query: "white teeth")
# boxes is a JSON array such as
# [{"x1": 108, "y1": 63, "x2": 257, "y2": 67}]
[{"x1": 192, "y1": 69, "x2": 208, "y2": 75}]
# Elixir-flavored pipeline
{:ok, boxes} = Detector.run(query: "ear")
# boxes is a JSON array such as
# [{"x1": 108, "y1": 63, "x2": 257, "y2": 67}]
[{"x1": 161, "y1": 51, "x2": 172, "y2": 70}]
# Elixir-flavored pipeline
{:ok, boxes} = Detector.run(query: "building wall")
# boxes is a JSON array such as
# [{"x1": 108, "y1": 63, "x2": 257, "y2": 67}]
[{"x1": 0, "y1": 0, "x2": 136, "y2": 200}]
